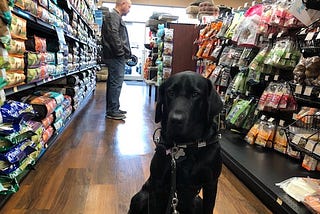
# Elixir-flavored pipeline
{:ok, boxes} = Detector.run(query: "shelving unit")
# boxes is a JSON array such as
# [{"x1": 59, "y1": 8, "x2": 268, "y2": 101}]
[
  {"x1": 0, "y1": 0, "x2": 97, "y2": 206},
  {"x1": 0, "y1": 86, "x2": 95, "y2": 208},
  {"x1": 220, "y1": 129, "x2": 320, "y2": 214}
]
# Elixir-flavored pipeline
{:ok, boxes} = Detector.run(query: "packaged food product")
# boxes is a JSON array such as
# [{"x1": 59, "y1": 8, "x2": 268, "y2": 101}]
[
  {"x1": 8, "y1": 39, "x2": 26, "y2": 55},
  {"x1": 24, "y1": 0, "x2": 37, "y2": 16},
  {"x1": 10, "y1": 14, "x2": 27, "y2": 40},
  {"x1": 41, "y1": 114, "x2": 54, "y2": 128},
  {"x1": 0, "y1": 176, "x2": 19, "y2": 194},
  {"x1": 0, "y1": 46, "x2": 9, "y2": 68},
  {"x1": 25, "y1": 35, "x2": 47, "y2": 52},
  {"x1": 38, "y1": 0, "x2": 48, "y2": 8},
  {"x1": 37, "y1": 6, "x2": 49, "y2": 22},
  {"x1": 26, "y1": 67, "x2": 41, "y2": 83},
  {"x1": 29, "y1": 95, "x2": 57, "y2": 119},
  {"x1": 42, "y1": 125, "x2": 54, "y2": 143},
  {"x1": 26, "y1": 52, "x2": 41, "y2": 67},
  {"x1": 14, "y1": 0, "x2": 25, "y2": 9},
  {"x1": 8, "y1": 55, "x2": 24, "y2": 70},
  {"x1": 46, "y1": 52, "x2": 55, "y2": 64}
]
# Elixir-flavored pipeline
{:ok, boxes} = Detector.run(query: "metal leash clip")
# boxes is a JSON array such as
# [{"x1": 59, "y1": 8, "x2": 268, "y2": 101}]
[
  {"x1": 172, "y1": 193, "x2": 179, "y2": 214},
  {"x1": 153, "y1": 128, "x2": 161, "y2": 145}
]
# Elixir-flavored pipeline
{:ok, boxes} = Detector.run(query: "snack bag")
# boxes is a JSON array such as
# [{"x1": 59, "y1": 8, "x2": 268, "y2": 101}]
[{"x1": 245, "y1": 122, "x2": 259, "y2": 144}]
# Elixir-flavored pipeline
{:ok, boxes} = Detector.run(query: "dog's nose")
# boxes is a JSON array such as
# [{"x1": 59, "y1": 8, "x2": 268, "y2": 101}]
[{"x1": 170, "y1": 112, "x2": 184, "y2": 124}]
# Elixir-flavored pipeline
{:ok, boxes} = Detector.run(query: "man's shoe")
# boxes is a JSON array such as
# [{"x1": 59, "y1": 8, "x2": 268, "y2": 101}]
[
  {"x1": 119, "y1": 109, "x2": 127, "y2": 114},
  {"x1": 106, "y1": 112, "x2": 126, "y2": 120}
]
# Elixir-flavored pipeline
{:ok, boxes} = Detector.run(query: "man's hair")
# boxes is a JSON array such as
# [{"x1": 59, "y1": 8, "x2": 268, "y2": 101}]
[{"x1": 116, "y1": 0, "x2": 128, "y2": 5}]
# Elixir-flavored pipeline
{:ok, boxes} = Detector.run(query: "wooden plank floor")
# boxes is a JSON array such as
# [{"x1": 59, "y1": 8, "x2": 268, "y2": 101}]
[{"x1": 0, "y1": 81, "x2": 272, "y2": 214}]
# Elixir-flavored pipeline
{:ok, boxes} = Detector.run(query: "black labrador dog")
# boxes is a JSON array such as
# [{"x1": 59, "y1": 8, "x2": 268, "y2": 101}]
[{"x1": 129, "y1": 71, "x2": 223, "y2": 214}]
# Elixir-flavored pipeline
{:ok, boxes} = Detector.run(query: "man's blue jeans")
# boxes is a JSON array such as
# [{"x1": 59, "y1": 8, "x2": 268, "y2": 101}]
[{"x1": 105, "y1": 57, "x2": 125, "y2": 114}]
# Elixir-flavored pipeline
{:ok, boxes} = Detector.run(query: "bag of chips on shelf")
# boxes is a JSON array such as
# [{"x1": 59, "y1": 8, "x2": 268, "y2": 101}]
[
  {"x1": 245, "y1": 122, "x2": 259, "y2": 145},
  {"x1": 255, "y1": 117, "x2": 276, "y2": 148}
]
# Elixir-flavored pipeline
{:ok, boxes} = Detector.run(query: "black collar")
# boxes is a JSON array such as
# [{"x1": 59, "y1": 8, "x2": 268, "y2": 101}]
[
  {"x1": 153, "y1": 128, "x2": 220, "y2": 151},
  {"x1": 171, "y1": 135, "x2": 220, "y2": 149}
]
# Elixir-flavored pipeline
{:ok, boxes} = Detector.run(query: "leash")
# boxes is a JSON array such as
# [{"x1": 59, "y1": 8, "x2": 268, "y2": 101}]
[
  {"x1": 166, "y1": 146, "x2": 179, "y2": 214},
  {"x1": 154, "y1": 128, "x2": 179, "y2": 213}
]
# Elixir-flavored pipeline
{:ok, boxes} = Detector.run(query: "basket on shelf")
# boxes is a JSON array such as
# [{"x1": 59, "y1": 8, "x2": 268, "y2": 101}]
[{"x1": 283, "y1": 114, "x2": 320, "y2": 160}]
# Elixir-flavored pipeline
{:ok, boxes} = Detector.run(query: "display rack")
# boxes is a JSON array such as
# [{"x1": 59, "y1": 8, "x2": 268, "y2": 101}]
[
  {"x1": 0, "y1": 0, "x2": 98, "y2": 206},
  {"x1": 220, "y1": 129, "x2": 320, "y2": 214},
  {"x1": 0, "y1": 86, "x2": 96, "y2": 208}
]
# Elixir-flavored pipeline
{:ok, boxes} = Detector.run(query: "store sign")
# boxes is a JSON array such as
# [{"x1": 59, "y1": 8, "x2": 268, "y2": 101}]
[{"x1": 289, "y1": 0, "x2": 320, "y2": 26}]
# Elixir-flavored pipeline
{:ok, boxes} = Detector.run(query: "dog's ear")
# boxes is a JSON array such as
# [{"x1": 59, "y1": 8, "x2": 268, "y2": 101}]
[
  {"x1": 155, "y1": 82, "x2": 165, "y2": 123},
  {"x1": 207, "y1": 78, "x2": 223, "y2": 120}
]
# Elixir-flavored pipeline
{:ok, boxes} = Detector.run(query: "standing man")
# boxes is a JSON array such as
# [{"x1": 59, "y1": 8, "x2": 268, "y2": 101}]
[{"x1": 101, "y1": 0, "x2": 132, "y2": 120}]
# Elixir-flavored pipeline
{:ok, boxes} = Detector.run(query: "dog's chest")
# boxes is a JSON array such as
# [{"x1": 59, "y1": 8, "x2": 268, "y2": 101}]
[{"x1": 174, "y1": 151, "x2": 208, "y2": 185}]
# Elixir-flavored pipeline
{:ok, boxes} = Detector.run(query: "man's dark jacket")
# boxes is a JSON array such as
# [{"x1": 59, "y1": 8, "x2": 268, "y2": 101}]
[{"x1": 101, "y1": 8, "x2": 131, "y2": 61}]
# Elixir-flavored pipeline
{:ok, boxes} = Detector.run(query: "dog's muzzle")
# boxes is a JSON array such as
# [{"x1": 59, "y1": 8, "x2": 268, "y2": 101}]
[{"x1": 168, "y1": 110, "x2": 186, "y2": 125}]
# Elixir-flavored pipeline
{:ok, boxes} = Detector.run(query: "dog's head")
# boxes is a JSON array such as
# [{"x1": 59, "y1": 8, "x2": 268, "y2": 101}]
[{"x1": 155, "y1": 71, "x2": 223, "y2": 143}]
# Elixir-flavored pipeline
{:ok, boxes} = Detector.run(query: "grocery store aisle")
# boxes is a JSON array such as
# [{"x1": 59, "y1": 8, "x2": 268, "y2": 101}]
[{"x1": 0, "y1": 81, "x2": 271, "y2": 214}]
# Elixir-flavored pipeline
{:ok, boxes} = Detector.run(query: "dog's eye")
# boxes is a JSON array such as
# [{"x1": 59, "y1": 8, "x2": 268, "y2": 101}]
[
  {"x1": 192, "y1": 91, "x2": 200, "y2": 97},
  {"x1": 167, "y1": 90, "x2": 175, "y2": 97}
]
